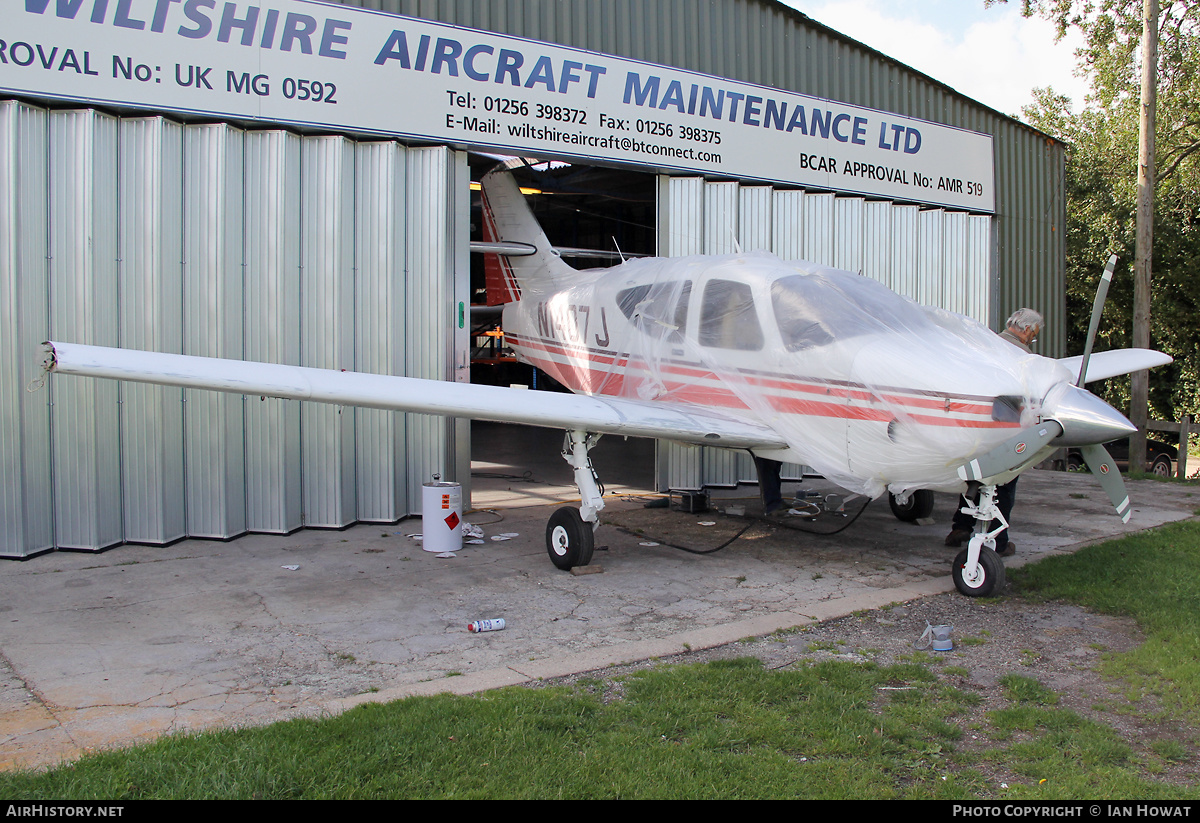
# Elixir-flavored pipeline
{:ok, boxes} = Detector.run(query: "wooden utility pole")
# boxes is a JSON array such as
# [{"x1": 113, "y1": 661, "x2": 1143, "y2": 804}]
[{"x1": 1131, "y1": 0, "x2": 1157, "y2": 474}]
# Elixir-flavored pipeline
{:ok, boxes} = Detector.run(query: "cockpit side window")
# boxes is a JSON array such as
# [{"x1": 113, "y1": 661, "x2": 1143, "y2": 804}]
[
  {"x1": 616, "y1": 281, "x2": 691, "y2": 340},
  {"x1": 616, "y1": 285, "x2": 651, "y2": 319},
  {"x1": 699, "y1": 279, "x2": 763, "y2": 351}
]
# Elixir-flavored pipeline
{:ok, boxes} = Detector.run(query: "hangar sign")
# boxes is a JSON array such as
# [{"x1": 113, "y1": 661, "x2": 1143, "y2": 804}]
[{"x1": 5, "y1": 0, "x2": 994, "y2": 212}]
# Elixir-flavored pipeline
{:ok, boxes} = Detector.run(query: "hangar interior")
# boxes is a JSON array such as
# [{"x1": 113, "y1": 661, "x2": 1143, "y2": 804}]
[{"x1": 0, "y1": 0, "x2": 1063, "y2": 557}]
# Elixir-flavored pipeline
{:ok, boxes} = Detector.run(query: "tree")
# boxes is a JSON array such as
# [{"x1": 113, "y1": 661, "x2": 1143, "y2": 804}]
[{"x1": 997, "y1": 0, "x2": 1200, "y2": 423}]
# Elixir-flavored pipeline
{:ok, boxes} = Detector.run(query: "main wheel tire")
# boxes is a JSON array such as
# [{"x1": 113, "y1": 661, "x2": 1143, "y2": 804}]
[
  {"x1": 1151, "y1": 455, "x2": 1173, "y2": 478},
  {"x1": 889, "y1": 489, "x2": 935, "y2": 522},
  {"x1": 952, "y1": 546, "x2": 1006, "y2": 597},
  {"x1": 545, "y1": 506, "x2": 595, "y2": 570}
]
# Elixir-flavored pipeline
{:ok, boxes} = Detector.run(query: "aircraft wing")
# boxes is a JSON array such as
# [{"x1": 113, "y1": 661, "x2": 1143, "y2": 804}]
[
  {"x1": 1057, "y1": 348, "x2": 1173, "y2": 384},
  {"x1": 44, "y1": 341, "x2": 786, "y2": 451}
]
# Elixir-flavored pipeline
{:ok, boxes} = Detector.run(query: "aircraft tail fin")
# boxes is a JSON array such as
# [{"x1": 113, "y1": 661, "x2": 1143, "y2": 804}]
[
  {"x1": 481, "y1": 204, "x2": 524, "y2": 306},
  {"x1": 480, "y1": 165, "x2": 576, "y2": 304}
]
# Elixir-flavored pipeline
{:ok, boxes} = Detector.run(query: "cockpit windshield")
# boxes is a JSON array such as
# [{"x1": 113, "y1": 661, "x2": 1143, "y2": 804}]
[{"x1": 771, "y1": 270, "x2": 933, "y2": 352}]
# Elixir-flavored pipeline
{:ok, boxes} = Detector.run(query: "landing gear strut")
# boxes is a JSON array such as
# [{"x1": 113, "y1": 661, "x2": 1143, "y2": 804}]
[
  {"x1": 545, "y1": 430, "x2": 604, "y2": 570},
  {"x1": 951, "y1": 483, "x2": 1007, "y2": 597}
]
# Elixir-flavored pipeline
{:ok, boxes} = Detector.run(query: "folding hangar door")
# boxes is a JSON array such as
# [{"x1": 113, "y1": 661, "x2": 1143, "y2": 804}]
[
  {"x1": 655, "y1": 175, "x2": 993, "y2": 492},
  {"x1": 0, "y1": 100, "x2": 471, "y2": 557}
]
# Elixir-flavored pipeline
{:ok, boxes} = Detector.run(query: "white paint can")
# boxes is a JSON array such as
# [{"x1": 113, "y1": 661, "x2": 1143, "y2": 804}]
[{"x1": 421, "y1": 477, "x2": 462, "y2": 554}]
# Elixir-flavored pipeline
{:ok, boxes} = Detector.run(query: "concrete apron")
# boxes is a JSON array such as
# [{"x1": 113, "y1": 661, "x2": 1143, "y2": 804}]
[{"x1": 0, "y1": 468, "x2": 1195, "y2": 771}]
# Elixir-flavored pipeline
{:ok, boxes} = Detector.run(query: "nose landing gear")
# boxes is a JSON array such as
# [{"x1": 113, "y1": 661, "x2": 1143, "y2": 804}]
[{"x1": 951, "y1": 483, "x2": 1008, "y2": 597}]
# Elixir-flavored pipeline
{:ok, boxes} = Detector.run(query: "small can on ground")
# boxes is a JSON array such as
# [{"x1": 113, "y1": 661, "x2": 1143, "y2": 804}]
[{"x1": 467, "y1": 618, "x2": 506, "y2": 633}]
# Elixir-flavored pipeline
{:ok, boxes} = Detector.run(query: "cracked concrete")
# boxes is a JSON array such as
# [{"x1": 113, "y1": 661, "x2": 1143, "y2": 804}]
[{"x1": 0, "y1": 459, "x2": 1196, "y2": 772}]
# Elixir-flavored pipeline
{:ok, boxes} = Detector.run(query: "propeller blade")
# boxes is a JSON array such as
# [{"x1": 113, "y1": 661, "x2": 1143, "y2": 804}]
[
  {"x1": 958, "y1": 421, "x2": 1063, "y2": 482},
  {"x1": 1079, "y1": 443, "x2": 1132, "y2": 523},
  {"x1": 1076, "y1": 254, "x2": 1117, "y2": 387}
]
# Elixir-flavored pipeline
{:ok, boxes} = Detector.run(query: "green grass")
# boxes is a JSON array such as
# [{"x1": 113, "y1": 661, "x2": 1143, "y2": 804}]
[
  {"x1": 1010, "y1": 520, "x2": 1200, "y2": 727},
  {"x1": 998, "y1": 674, "x2": 1059, "y2": 705},
  {"x1": 1128, "y1": 472, "x2": 1200, "y2": 484},
  {"x1": 0, "y1": 659, "x2": 983, "y2": 800},
  {"x1": 5, "y1": 522, "x2": 1200, "y2": 799}
]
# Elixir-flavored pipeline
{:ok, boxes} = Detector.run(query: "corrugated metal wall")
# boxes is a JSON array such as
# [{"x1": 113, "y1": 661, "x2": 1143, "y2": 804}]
[
  {"x1": 0, "y1": 101, "x2": 53, "y2": 557},
  {"x1": 49, "y1": 109, "x2": 122, "y2": 551},
  {"x1": 656, "y1": 174, "x2": 991, "y2": 491},
  {"x1": 0, "y1": 100, "x2": 467, "y2": 557},
  {"x1": 183, "y1": 124, "x2": 246, "y2": 539},
  {"x1": 338, "y1": 0, "x2": 1065, "y2": 353}
]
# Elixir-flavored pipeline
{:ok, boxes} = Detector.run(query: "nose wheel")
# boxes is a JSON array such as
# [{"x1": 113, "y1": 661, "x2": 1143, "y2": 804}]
[{"x1": 952, "y1": 540, "x2": 1005, "y2": 597}]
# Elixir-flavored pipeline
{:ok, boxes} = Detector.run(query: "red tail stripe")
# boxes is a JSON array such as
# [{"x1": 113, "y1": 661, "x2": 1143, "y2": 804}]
[{"x1": 481, "y1": 190, "x2": 522, "y2": 306}]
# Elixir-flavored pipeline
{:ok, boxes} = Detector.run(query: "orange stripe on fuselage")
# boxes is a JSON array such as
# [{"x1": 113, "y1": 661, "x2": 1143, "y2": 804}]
[{"x1": 506, "y1": 334, "x2": 1018, "y2": 429}]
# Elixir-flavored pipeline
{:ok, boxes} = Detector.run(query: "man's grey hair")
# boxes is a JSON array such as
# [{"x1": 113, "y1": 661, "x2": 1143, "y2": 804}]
[{"x1": 1006, "y1": 308, "x2": 1044, "y2": 333}]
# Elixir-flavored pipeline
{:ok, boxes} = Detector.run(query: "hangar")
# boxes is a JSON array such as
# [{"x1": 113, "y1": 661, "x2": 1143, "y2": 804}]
[{"x1": 0, "y1": 0, "x2": 1065, "y2": 557}]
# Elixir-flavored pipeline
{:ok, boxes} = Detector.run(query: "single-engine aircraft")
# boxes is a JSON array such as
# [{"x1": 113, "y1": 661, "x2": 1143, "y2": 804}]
[{"x1": 42, "y1": 162, "x2": 1171, "y2": 596}]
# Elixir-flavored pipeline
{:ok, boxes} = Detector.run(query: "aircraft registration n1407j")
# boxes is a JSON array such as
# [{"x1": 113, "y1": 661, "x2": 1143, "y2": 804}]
[{"x1": 43, "y1": 161, "x2": 1171, "y2": 596}]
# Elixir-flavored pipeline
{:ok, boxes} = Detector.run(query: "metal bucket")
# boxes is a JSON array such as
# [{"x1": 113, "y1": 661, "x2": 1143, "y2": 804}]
[{"x1": 421, "y1": 477, "x2": 462, "y2": 553}]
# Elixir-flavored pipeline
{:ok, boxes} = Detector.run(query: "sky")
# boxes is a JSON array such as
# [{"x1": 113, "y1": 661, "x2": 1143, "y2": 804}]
[{"x1": 780, "y1": 0, "x2": 1090, "y2": 119}]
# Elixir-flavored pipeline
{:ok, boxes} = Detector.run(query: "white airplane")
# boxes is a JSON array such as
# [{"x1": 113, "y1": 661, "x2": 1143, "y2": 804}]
[{"x1": 42, "y1": 162, "x2": 1171, "y2": 597}]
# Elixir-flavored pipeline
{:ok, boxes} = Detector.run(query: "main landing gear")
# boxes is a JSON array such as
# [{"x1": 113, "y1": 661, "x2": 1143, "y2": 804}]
[
  {"x1": 951, "y1": 483, "x2": 1007, "y2": 597},
  {"x1": 545, "y1": 429, "x2": 603, "y2": 571},
  {"x1": 888, "y1": 489, "x2": 935, "y2": 522},
  {"x1": 543, "y1": 439, "x2": 1010, "y2": 597}
]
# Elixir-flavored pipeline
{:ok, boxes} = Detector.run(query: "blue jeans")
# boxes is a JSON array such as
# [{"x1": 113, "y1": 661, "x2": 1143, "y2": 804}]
[{"x1": 754, "y1": 456, "x2": 783, "y2": 513}]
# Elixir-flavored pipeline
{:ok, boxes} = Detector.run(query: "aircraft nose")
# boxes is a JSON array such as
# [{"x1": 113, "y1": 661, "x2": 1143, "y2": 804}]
[{"x1": 1044, "y1": 383, "x2": 1137, "y2": 447}]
